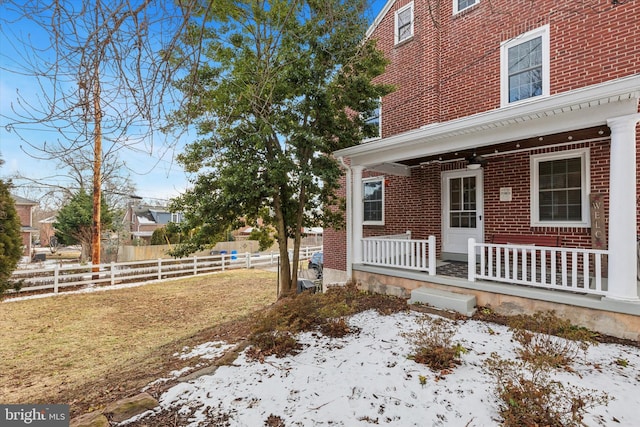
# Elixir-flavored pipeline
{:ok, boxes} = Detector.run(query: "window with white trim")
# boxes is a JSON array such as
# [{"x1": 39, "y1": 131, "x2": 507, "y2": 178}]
[
  {"x1": 453, "y1": 0, "x2": 479, "y2": 14},
  {"x1": 500, "y1": 25, "x2": 550, "y2": 106},
  {"x1": 530, "y1": 149, "x2": 590, "y2": 227},
  {"x1": 362, "y1": 99, "x2": 381, "y2": 140},
  {"x1": 170, "y1": 212, "x2": 183, "y2": 223},
  {"x1": 363, "y1": 177, "x2": 384, "y2": 225},
  {"x1": 394, "y1": 2, "x2": 414, "y2": 45}
]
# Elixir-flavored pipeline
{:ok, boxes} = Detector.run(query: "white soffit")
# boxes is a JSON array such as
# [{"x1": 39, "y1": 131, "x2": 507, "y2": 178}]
[{"x1": 336, "y1": 74, "x2": 640, "y2": 167}]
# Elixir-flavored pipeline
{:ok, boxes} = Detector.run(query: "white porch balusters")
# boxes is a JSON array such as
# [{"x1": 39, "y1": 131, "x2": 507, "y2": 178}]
[
  {"x1": 468, "y1": 238, "x2": 476, "y2": 282},
  {"x1": 428, "y1": 235, "x2": 437, "y2": 276},
  {"x1": 352, "y1": 165, "x2": 365, "y2": 266},
  {"x1": 606, "y1": 113, "x2": 640, "y2": 301}
]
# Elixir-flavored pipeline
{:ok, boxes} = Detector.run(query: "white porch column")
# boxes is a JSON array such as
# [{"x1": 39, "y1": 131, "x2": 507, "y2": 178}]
[
  {"x1": 352, "y1": 165, "x2": 365, "y2": 265},
  {"x1": 340, "y1": 158, "x2": 353, "y2": 279},
  {"x1": 606, "y1": 113, "x2": 640, "y2": 301}
]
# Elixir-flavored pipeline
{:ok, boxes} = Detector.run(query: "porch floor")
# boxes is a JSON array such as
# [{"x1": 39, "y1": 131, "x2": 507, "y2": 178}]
[
  {"x1": 436, "y1": 261, "x2": 468, "y2": 279},
  {"x1": 435, "y1": 260, "x2": 640, "y2": 301}
]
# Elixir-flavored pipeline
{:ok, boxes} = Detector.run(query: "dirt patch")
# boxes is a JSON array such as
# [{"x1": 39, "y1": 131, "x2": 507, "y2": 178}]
[{"x1": 0, "y1": 269, "x2": 278, "y2": 417}]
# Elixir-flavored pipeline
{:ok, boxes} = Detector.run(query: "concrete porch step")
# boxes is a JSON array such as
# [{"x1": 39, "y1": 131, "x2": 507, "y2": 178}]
[{"x1": 409, "y1": 287, "x2": 477, "y2": 317}]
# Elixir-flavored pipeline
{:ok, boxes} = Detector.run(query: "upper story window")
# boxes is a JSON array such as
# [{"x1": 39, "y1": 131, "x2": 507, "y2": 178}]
[
  {"x1": 530, "y1": 148, "x2": 590, "y2": 228},
  {"x1": 500, "y1": 25, "x2": 550, "y2": 106},
  {"x1": 453, "y1": 0, "x2": 479, "y2": 14},
  {"x1": 395, "y1": 2, "x2": 414, "y2": 45},
  {"x1": 170, "y1": 212, "x2": 183, "y2": 223},
  {"x1": 362, "y1": 99, "x2": 381, "y2": 141},
  {"x1": 363, "y1": 177, "x2": 384, "y2": 225}
]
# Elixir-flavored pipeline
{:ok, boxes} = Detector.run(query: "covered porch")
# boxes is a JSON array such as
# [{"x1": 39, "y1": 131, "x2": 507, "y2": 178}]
[{"x1": 331, "y1": 76, "x2": 640, "y2": 340}]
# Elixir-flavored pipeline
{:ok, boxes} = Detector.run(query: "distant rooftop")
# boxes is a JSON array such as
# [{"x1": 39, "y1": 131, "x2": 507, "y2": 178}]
[{"x1": 11, "y1": 195, "x2": 38, "y2": 205}]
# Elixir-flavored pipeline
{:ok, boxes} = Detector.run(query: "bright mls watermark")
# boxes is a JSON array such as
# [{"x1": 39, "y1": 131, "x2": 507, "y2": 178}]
[{"x1": 1, "y1": 405, "x2": 69, "y2": 426}]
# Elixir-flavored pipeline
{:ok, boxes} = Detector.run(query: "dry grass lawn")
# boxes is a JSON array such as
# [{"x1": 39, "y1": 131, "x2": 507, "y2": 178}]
[{"x1": 0, "y1": 269, "x2": 277, "y2": 414}]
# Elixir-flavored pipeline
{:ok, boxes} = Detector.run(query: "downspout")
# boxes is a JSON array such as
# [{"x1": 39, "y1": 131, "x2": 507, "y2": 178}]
[{"x1": 338, "y1": 157, "x2": 353, "y2": 280}]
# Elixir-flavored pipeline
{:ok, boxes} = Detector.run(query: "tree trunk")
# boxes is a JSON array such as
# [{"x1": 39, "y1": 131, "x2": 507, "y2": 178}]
[
  {"x1": 291, "y1": 180, "x2": 307, "y2": 291},
  {"x1": 273, "y1": 191, "x2": 292, "y2": 297}
]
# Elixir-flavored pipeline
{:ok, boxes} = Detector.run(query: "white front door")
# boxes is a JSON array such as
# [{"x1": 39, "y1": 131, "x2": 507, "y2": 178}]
[{"x1": 442, "y1": 169, "x2": 484, "y2": 257}]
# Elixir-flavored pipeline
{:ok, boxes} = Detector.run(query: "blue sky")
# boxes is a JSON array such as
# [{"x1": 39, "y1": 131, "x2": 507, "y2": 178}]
[{"x1": 0, "y1": 1, "x2": 388, "y2": 205}]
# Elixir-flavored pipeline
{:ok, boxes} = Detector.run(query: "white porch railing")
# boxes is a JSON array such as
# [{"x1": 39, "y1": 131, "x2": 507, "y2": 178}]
[
  {"x1": 362, "y1": 235, "x2": 436, "y2": 275},
  {"x1": 467, "y1": 238, "x2": 609, "y2": 296}
]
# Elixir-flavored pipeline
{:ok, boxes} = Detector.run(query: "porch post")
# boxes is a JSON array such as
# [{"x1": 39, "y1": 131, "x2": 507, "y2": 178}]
[
  {"x1": 352, "y1": 165, "x2": 365, "y2": 265},
  {"x1": 606, "y1": 113, "x2": 640, "y2": 301}
]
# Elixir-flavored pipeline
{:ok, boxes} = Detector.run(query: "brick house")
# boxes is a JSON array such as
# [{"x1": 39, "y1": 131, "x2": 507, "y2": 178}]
[
  {"x1": 123, "y1": 205, "x2": 183, "y2": 244},
  {"x1": 323, "y1": 0, "x2": 640, "y2": 339},
  {"x1": 11, "y1": 195, "x2": 38, "y2": 257}
]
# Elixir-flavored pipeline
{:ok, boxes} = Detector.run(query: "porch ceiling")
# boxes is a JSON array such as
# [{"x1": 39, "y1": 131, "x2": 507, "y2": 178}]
[
  {"x1": 399, "y1": 126, "x2": 610, "y2": 166},
  {"x1": 335, "y1": 74, "x2": 640, "y2": 172}
]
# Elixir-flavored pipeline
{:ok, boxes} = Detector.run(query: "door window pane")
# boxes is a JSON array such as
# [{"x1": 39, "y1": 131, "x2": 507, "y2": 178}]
[{"x1": 449, "y1": 177, "x2": 477, "y2": 228}]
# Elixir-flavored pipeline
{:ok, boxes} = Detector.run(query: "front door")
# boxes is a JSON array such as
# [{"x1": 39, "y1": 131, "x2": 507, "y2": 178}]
[{"x1": 442, "y1": 169, "x2": 484, "y2": 259}]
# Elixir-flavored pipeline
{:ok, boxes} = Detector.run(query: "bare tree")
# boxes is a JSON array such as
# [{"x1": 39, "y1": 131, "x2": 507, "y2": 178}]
[
  {"x1": 0, "y1": 0, "x2": 201, "y2": 264},
  {"x1": 11, "y1": 147, "x2": 137, "y2": 210}
]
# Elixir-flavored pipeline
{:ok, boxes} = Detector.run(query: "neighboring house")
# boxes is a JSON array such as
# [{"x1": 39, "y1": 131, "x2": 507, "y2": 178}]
[
  {"x1": 324, "y1": 1, "x2": 640, "y2": 339},
  {"x1": 39, "y1": 216, "x2": 56, "y2": 247},
  {"x1": 123, "y1": 205, "x2": 183, "y2": 244},
  {"x1": 11, "y1": 195, "x2": 38, "y2": 257}
]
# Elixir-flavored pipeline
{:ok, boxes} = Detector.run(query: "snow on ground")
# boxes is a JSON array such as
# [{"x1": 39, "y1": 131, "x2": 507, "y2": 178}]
[{"x1": 123, "y1": 310, "x2": 640, "y2": 427}]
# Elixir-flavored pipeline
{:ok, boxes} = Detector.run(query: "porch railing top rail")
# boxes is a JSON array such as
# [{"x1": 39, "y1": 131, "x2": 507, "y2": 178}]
[
  {"x1": 364, "y1": 231, "x2": 412, "y2": 240},
  {"x1": 475, "y1": 241, "x2": 608, "y2": 254}
]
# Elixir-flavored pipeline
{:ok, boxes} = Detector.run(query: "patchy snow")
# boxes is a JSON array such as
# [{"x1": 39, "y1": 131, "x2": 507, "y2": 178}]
[
  {"x1": 143, "y1": 342, "x2": 239, "y2": 392},
  {"x1": 122, "y1": 310, "x2": 640, "y2": 426},
  {"x1": 176, "y1": 341, "x2": 236, "y2": 361}
]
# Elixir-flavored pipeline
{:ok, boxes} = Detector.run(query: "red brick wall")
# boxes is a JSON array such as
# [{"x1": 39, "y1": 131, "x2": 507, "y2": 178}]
[
  {"x1": 324, "y1": 1, "x2": 640, "y2": 274},
  {"x1": 15, "y1": 204, "x2": 32, "y2": 227},
  {"x1": 15, "y1": 204, "x2": 33, "y2": 256},
  {"x1": 483, "y1": 141, "x2": 610, "y2": 248},
  {"x1": 372, "y1": 0, "x2": 441, "y2": 137},
  {"x1": 374, "y1": 0, "x2": 639, "y2": 132},
  {"x1": 323, "y1": 164, "x2": 348, "y2": 272}
]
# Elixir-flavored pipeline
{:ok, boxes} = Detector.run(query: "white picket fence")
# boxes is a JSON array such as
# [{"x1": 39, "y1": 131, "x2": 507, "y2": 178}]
[{"x1": 10, "y1": 246, "x2": 322, "y2": 295}]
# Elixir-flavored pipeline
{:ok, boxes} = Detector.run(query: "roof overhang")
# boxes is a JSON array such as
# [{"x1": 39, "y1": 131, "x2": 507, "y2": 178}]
[
  {"x1": 334, "y1": 74, "x2": 640, "y2": 173},
  {"x1": 366, "y1": 0, "x2": 396, "y2": 40}
]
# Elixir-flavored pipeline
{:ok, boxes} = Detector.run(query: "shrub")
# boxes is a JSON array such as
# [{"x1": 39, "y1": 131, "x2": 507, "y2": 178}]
[
  {"x1": 246, "y1": 281, "x2": 407, "y2": 359},
  {"x1": 485, "y1": 354, "x2": 611, "y2": 427},
  {"x1": 320, "y1": 317, "x2": 353, "y2": 338},
  {"x1": 402, "y1": 316, "x2": 467, "y2": 373},
  {"x1": 0, "y1": 177, "x2": 23, "y2": 296},
  {"x1": 508, "y1": 311, "x2": 598, "y2": 368},
  {"x1": 246, "y1": 331, "x2": 302, "y2": 361}
]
